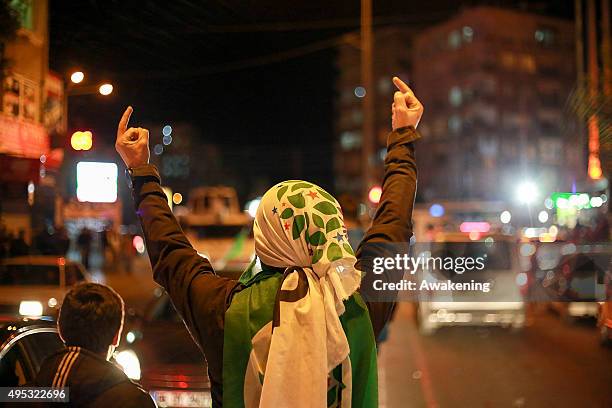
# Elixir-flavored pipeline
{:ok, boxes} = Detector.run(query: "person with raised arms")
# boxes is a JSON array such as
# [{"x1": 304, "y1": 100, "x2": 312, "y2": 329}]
[{"x1": 115, "y1": 76, "x2": 423, "y2": 407}]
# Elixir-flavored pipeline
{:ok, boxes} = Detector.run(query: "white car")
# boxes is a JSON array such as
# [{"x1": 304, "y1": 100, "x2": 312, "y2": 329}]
[
  {"x1": 415, "y1": 233, "x2": 525, "y2": 334},
  {"x1": 0, "y1": 256, "x2": 91, "y2": 318}
]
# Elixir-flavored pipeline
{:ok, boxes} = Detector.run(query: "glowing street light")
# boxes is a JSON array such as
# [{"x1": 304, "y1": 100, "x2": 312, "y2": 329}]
[
  {"x1": 99, "y1": 83, "x2": 114, "y2": 96},
  {"x1": 516, "y1": 181, "x2": 538, "y2": 204},
  {"x1": 70, "y1": 71, "x2": 84, "y2": 84}
]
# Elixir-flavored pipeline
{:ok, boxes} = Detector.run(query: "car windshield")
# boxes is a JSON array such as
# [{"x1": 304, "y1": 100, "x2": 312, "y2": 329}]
[
  {"x1": 191, "y1": 225, "x2": 247, "y2": 239},
  {"x1": 431, "y1": 241, "x2": 513, "y2": 271},
  {"x1": 0, "y1": 264, "x2": 61, "y2": 286}
]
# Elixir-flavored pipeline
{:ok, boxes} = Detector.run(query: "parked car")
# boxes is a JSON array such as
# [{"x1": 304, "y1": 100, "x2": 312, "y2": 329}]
[
  {"x1": 596, "y1": 267, "x2": 612, "y2": 346},
  {"x1": 121, "y1": 290, "x2": 211, "y2": 407},
  {"x1": 545, "y1": 244, "x2": 611, "y2": 320},
  {"x1": 0, "y1": 256, "x2": 91, "y2": 318},
  {"x1": 415, "y1": 233, "x2": 525, "y2": 334},
  {"x1": 0, "y1": 317, "x2": 63, "y2": 386}
]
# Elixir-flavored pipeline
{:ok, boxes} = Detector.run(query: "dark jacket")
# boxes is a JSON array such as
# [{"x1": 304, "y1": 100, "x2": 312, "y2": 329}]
[
  {"x1": 129, "y1": 126, "x2": 420, "y2": 407},
  {"x1": 34, "y1": 346, "x2": 155, "y2": 407}
]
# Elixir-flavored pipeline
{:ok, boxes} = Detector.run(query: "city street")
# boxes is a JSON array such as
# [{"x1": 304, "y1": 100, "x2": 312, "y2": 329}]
[
  {"x1": 1, "y1": 1, "x2": 610, "y2": 406},
  {"x1": 101, "y1": 266, "x2": 612, "y2": 408},
  {"x1": 378, "y1": 304, "x2": 612, "y2": 408}
]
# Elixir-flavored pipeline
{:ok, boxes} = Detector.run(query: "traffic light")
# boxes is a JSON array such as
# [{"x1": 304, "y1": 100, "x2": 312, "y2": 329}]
[{"x1": 71, "y1": 131, "x2": 93, "y2": 151}]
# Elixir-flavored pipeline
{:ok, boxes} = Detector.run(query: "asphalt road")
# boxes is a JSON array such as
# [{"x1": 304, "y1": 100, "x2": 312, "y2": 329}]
[
  {"x1": 102, "y1": 262, "x2": 611, "y2": 408},
  {"x1": 378, "y1": 304, "x2": 612, "y2": 408}
]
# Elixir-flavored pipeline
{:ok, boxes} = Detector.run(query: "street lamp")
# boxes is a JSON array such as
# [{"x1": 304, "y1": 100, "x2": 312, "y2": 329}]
[
  {"x1": 515, "y1": 181, "x2": 538, "y2": 204},
  {"x1": 98, "y1": 83, "x2": 113, "y2": 96},
  {"x1": 70, "y1": 71, "x2": 84, "y2": 84}
]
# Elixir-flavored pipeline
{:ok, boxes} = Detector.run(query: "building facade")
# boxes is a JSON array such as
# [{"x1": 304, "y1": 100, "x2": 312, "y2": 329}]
[
  {"x1": 0, "y1": 0, "x2": 64, "y2": 239},
  {"x1": 333, "y1": 28, "x2": 414, "y2": 200},
  {"x1": 412, "y1": 6, "x2": 580, "y2": 202}
]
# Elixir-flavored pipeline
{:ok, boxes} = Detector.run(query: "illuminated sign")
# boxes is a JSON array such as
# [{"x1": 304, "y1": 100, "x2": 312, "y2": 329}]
[{"x1": 76, "y1": 162, "x2": 118, "y2": 203}]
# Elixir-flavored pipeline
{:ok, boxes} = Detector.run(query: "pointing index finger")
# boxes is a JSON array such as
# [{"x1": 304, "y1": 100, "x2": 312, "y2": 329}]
[
  {"x1": 118, "y1": 106, "x2": 133, "y2": 135},
  {"x1": 393, "y1": 76, "x2": 410, "y2": 93}
]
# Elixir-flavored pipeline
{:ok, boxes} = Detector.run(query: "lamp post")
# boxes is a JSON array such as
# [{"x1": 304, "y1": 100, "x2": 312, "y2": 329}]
[{"x1": 63, "y1": 70, "x2": 114, "y2": 138}]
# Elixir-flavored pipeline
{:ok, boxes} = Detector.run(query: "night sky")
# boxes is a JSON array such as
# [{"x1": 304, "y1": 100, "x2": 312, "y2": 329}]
[{"x1": 49, "y1": 0, "x2": 573, "y2": 199}]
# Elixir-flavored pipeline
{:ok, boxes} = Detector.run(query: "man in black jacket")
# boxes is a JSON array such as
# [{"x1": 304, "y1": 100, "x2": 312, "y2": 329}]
[{"x1": 35, "y1": 283, "x2": 155, "y2": 407}]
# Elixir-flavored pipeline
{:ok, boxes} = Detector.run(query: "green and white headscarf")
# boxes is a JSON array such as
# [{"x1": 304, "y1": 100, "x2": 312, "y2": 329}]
[{"x1": 250, "y1": 180, "x2": 362, "y2": 407}]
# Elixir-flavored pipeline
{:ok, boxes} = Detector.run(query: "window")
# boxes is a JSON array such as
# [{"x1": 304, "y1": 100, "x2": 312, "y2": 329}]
[
  {"x1": 2, "y1": 75, "x2": 39, "y2": 121},
  {"x1": 351, "y1": 109, "x2": 363, "y2": 125},
  {"x1": 340, "y1": 131, "x2": 362, "y2": 150},
  {"x1": 519, "y1": 54, "x2": 536, "y2": 73},
  {"x1": 449, "y1": 86, "x2": 462, "y2": 107},
  {"x1": 10, "y1": 0, "x2": 34, "y2": 31},
  {"x1": 0, "y1": 330, "x2": 63, "y2": 386},
  {"x1": 535, "y1": 28, "x2": 557, "y2": 47},
  {"x1": 0, "y1": 264, "x2": 60, "y2": 286},
  {"x1": 462, "y1": 26, "x2": 474, "y2": 43},
  {"x1": 448, "y1": 115, "x2": 462, "y2": 134},
  {"x1": 448, "y1": 30, "x2": 461, "y2": 50},
  {"x1": 377, "y1": 77, "x2": 391, "y2": 94}
]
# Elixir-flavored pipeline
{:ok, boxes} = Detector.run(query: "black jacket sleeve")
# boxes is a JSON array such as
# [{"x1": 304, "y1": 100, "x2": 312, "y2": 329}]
[
  {"x1": 130, "y1": 165, "x2": 241, "y2": 400},
  {"x1": 355, "y1": 126, "x2": 419, "y2": 339}
]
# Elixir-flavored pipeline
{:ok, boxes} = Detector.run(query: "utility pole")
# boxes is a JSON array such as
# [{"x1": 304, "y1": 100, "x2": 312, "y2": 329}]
[
  {"x1": 602, "y1": 0, "x2": 610, "y2": 97},
  {"x1": 361, "y1": 0, "x2": 374, "y2": 206}
]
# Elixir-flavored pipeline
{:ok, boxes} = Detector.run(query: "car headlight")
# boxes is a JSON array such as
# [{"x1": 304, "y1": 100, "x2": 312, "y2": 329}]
[
  {"x1": 19, "y1": 301, "x2": 43, "y2": 317},
  {"x1": 115, "y1": 349, "x2": 141, "y2": 380}
]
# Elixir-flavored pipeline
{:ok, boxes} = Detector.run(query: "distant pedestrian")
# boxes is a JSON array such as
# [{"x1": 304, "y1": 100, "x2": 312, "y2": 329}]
[
  {"x1": 8, "y1": 229, "x2": 29, "y2": 257},
  {"x1": 54, "y1": 225, "x2": 71, "y2": 256},
  {"x1": 77, "y1": 228, "x2": 93, "y2": 269}
]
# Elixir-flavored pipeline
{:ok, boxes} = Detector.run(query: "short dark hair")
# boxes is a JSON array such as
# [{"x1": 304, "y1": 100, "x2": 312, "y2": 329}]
[{"x1": 58, "y1": 283, "x2": 124, "y2": 353}]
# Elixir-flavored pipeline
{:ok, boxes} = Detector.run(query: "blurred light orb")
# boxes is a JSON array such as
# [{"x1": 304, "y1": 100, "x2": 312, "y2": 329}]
[
  {"x1": 549, "y1": 225, "x2": 559, "y2": 236},
  {"x1": 162, "y1": 125, "x2": 172, "y2": 136},
  {"x1": 126, "y1": 331, "x2": 136, "y2": 344},
  {"x1": 99, "y1": 83, "x2": 113, "y2": 96},
  {"x1": 462, "y1": 26, "x2": 474, "y2": 41},
  {"x1": 516, "y1": 181, "x2": 538, "y2": 204},
  {"x1": 71, "y1": 131, "x2": 93, "y2": 151},
  {"x1": 354, "y1": 86, "x2": 366, "y2": 98},
  {"x1": 70, "y1": 71, "x2": 84, "y2": 84},
  {"x1": 172, "y1": 192, "x2": 183, "y2": 205},
  {"x1": 154, "y1": 144, "x2": 163, "y2": 155},
  {"x1": 48, "y1": 297, "x2": 58, "y2": 308},
  {"x1": 39, "y1": 154, "x2": 46, "y2": 164},
  {"x1": 468, "y1": 231, "x2": 480, "y2": 241},
  {"x1": 246, "y1": 197, "x2": 262, "y2": 218},
  {"x1": 590, "y1": 196, "x2": 603, "y2": 207},
  {"x1": 538, "y1": 211, "x2": 549, "y2": 223},
  {"x1": 516, "y1": 272, "x2": 528, "y2": 286},
  {"x1": 429, "y1": 203, "x2": 444, "y2": 217},
  {"x1": 27, "y1": 182, "x2": 35, "y2": 194},
  {"x1": 544, "y1": 197, "x2": 554, "y2": 210},
  {"x1": 162, "y1": 135, "x2": 172, "y2": 145},
  {"x1": 132, "y1": 235, "x2": 145, "y2": 254},
  {"x1": 500, "y1": 210, "x2": 512, "y2": 224},
  {"x1": 368, "y1": 186, "x2": 382, "y2": 204},
  {"x1": 520, "y1": 243, "x2": 536, "y2": 257}
]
